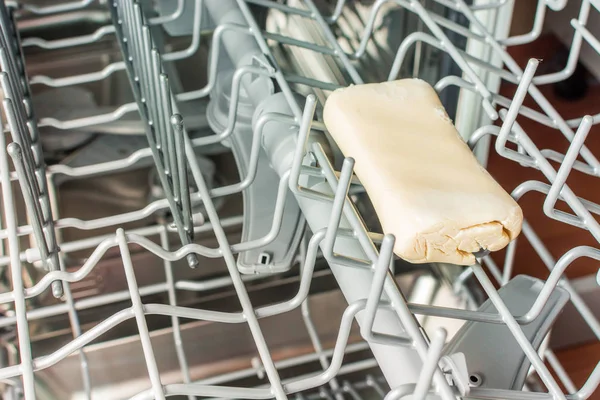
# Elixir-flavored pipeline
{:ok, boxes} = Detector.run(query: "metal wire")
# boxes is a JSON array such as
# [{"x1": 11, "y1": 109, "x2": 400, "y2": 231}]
[
  {"x1": 0, "y1": 2, "x2": 62, "y2": 298},
  {"x1": 0, "y1": 0, "x2": 598, "y2": 399},
  {"x1": 109, "y1": 0, "x2": 198, "y2": 267}
]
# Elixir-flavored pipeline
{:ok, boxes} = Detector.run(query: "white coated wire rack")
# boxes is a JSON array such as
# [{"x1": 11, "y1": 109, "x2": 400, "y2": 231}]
[{"x1": 0, "y1": 0, "x2": 599, "y2": 399}]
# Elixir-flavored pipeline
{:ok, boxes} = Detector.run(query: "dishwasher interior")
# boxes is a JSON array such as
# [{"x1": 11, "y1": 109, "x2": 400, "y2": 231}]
[{"x1": 0, "y1": 0, "x2": 599, "y2": 399}]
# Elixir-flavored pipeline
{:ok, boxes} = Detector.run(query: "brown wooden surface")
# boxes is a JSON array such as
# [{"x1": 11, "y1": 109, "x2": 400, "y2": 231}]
[
  {"x1": 487, "y1": 34, "x2": 599, "y2": 398},
  {"x1": 555, "y1": 341, "x2": 600, "y2": 398}
]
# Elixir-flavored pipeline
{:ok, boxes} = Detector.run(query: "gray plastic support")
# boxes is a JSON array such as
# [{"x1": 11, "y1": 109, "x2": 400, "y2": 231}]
[
  {"x1": 258, "y1": 92, "x2": 426, "y2": 390},
  {"x1": 443, "y1": 275, "x2": 570, "y2": 391},
  {"x1": 154, "y1": 0, "x2": 213, "y2": 37},
  {"x1": 204, "y1": 0, "x2": 272, "y2": 106},
  {"x1": 207, "y1": 70, "x2": 304, "y2": 273}
]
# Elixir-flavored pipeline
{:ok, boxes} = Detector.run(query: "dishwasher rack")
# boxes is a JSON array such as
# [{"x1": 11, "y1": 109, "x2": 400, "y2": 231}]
[{"x1": 0, "y1": 0, "x2": 599, "y2": 399}]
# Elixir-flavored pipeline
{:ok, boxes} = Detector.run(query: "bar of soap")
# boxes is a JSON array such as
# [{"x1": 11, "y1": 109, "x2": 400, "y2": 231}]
[{"x1": 323, "y1": 79, "x2": 523, "y2": 265}]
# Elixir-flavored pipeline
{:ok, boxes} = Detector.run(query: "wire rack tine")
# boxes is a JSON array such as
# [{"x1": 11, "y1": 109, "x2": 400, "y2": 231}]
[
  {"x1": 494, "y1": 59, "x2": 540, "y2": 164},
  {"x1": 501, "y1": 0, "x2": 546, "y2": 45},
  {"x1": 161, "y1": 75, "x2": 177, "y2": 180},
  {"x1": 44, "y1": 166, "x2": 93, "y2": 398},
  {"x1": 520, "y1": 221, "x2": 600, "y2": 341},
  {"x1": 158, "y1": 225, "x2": 195, "y2": 400},
  {"x1": 117, "y1": 229, "x2": 166, "y2": 400},
  {"x1": 110, "y1": 0, "x2": 198, "y2": 267},
  {"x1": 503, "y1": 115, "x2": 599, "y2": 228},
  {"x1": 412, "y1": 328, "x2": 447, "y2": 400},
  {"x1": 0, "y1": 107, "x2": 36, "y2": 399},
  {"x1": 362, "y1": 234, "x2": 412, "y2": 347},
  {"x1": 535, "y1": 0, "x2": 591, "y2": 85},
  {"x1": 172, "y1": 115, "x2": 193, "y2": 236},
  {"x1": 453, "y1": 75, "x2": 599, "y2": 154},
  {"x1": 0, "y1": 1, "x2": 62, "y2": 298},
  {"x1": 543, "y1": 116, "x2": 594, "y2": 225},
  {"x1": 301, "y1": 295, "x2": 345, "y2": 400},
  {"x1": 322, "y1": 157, "x2": 355, "y2": 259},
  {"x1": 298, "y1": 236, "x2": 345, "y2": 400},
  {"x1": 151, "y1": 50, "x2": 164, "y2": 151}
]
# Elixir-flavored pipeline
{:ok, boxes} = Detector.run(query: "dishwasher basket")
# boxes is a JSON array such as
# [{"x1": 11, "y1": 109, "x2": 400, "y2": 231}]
[{"x1": 0, "y1": 0, "x2": 599, "y2": 399}]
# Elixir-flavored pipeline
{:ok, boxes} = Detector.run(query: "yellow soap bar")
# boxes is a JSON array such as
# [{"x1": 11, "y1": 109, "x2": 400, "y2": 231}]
[{"x1": 323, "y1": 79, "x2": 523, "y2": 265}]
